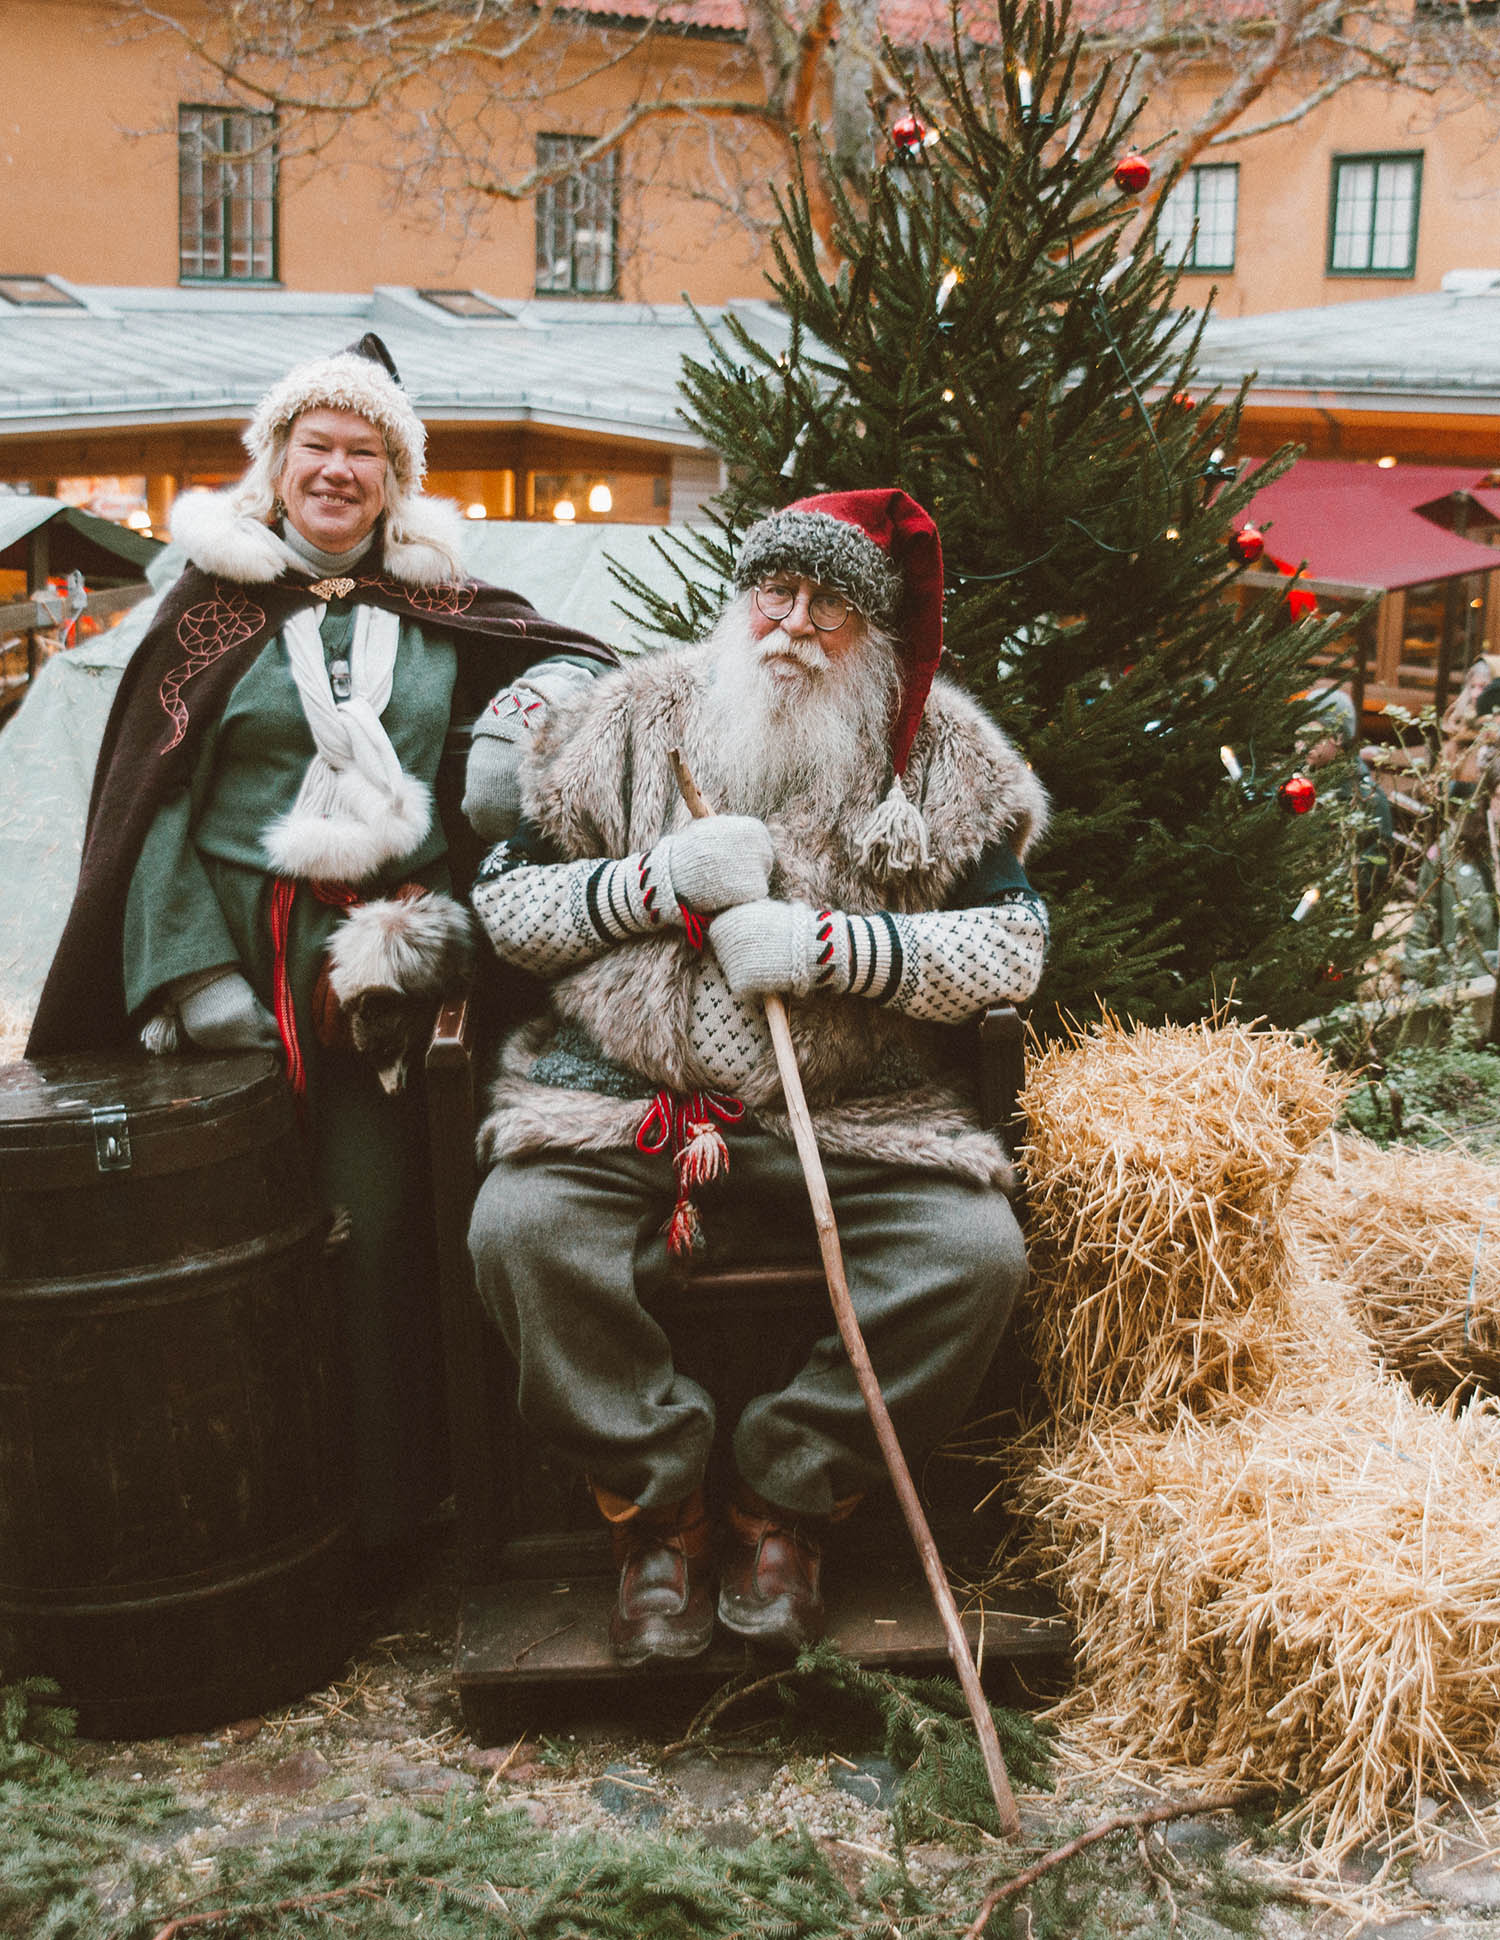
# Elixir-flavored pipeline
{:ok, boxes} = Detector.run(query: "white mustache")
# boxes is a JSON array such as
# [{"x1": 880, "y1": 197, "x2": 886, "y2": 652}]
[{"x1": 756, "y1": 629, "x2": 831, "y2": 676}]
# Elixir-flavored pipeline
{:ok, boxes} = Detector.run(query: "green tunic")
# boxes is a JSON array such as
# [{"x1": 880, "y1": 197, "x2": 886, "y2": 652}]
[{"x1": 124, "y1": 598, "x2": 458, "y2": 1550}]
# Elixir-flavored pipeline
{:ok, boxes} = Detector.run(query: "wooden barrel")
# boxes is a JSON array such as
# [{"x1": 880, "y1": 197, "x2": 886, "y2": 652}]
[{"x1": 0, "y1": 1049, "x2": 356, "y2": 1737}]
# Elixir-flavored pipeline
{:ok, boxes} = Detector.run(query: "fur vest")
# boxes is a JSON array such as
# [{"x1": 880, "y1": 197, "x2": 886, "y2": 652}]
[{"x1": 477, "y1": 642, "x2": 1047, "y2": 1188}]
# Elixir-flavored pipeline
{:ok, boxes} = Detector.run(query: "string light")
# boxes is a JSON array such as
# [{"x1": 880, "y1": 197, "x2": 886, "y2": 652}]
[
  {"x1": 1017, "y1": 65, "x2": 1033, "y2": 110},
  {"x1": 1220, "y1": 746, "x2": 1243, "y2": 783},
  {"x1": 780, "y1": 422, "x2": 811, "y2": 478},
  {"x1": 1291, "y1": 885, "x2": 1320, "y2": 923},
  {"x1": 936, "y1": 267, "x2": 963, "y2": 313},
  {"x1": 942, "y1": 388, "x2": 956, "y2": 402}
]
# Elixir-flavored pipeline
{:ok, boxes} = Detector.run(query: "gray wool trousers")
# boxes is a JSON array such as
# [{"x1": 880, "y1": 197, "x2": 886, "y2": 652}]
[{"x1": 468, "y1": 1125, "x2": 1027, "y2": 1519}]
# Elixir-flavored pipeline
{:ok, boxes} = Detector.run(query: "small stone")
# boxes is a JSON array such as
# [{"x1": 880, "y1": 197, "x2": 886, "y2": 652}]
[
  {"x1": 830, "y1": 1756, "x2": 902, "y2": 1810},
  {"x1": 593, "y1": 1763, "x2": 666, "y2": 1827},
  {"x1": 225, "y1": 1718, "x2": 265, "y2": 1744},
  {"x1": 1412, "y1": 1838, "x2": 1500, "y2": 1910},
  {"x1": 202, "y1": 1748, "x2": 330, "y2": 1797},
  {"x1": 464, "y1": 1739, "x2": 541, "y2": 1781},
  {"x1": 700, "y1": 1817, "x2": 760, "y2": 1852},
  {"x1": 1162, "y1": 1816, "x2": 1233, "y2": 1856},
  {"x1": 279, "y1": 1800, "x2": 368, "y2": 1832},
  {"x1": 667, "y1": 1751, "x2": 781, "y2": 1814},
  {"x1": 1353, "y1": 1923, "x2": 1465, "y2": 1939},
  {"x1": 377, "y1": 1757, "x2": 469, "y2": 1794}
]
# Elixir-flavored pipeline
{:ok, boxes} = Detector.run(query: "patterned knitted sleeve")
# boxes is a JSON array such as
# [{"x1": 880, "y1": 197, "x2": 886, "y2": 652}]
[
  {"x1": 469, "y1": 817, "x2": 689, "y2": 975},
  {"x1": 816, "y1": 843, "x2": 1047, "y2": 1022}
]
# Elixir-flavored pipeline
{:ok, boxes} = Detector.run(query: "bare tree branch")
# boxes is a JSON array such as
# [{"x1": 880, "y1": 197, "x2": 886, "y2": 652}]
[{"x1": 101, "y1": 0, "x2": 1500, "y2": 274}]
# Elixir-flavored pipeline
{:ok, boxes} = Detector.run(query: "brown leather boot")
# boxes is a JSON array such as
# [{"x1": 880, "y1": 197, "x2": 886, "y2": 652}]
[
  {"x1": 717, "y1": 1482, "x2": 828, "y2": 1652},
  {"x1": 597, "y1": 1484, "x2": 715, "y2": 1667}
]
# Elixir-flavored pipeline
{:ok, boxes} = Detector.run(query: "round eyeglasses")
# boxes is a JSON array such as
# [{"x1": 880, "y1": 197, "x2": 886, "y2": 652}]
[{"x1": 755, "y1": 580, "x2": 851, "y2": 632}]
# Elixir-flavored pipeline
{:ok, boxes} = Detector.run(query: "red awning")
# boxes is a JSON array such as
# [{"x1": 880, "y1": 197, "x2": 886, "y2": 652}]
[{"x1": 1242, "y1": 460, "x2": 1500, "y2": 592}]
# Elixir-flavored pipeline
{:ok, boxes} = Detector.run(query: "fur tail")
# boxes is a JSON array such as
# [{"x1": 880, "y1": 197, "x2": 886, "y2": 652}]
[{"x1": 326, "y1": 889, "x2": 475, "y2": 1002}]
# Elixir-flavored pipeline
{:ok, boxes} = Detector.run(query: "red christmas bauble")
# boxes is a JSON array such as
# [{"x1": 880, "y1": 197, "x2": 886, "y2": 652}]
[
  {"x1": 1231, "y1": 525, "x2": 1265, "y2": 564},
  {"x1": 1171, "y1": 390, "x2": 1196, "y2": 410},
  {"x1": 1279, "y1": 773, "x2": 1317, "y2": 815},
  {"x1": 1113, "y1": 150, "x2": 1151, "y2": 193},
  {"x1": 891, "y1": 114, "x2": 930, "y2": 158}
]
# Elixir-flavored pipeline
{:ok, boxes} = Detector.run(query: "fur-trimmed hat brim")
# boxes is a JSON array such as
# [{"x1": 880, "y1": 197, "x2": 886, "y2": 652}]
[{"x1": 246, "y1": 347, "x2": 425, "y2": 489}]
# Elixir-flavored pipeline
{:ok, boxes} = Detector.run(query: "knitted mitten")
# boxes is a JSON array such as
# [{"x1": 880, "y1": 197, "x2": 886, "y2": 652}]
[
  {"x1": 463, "y1": 661, "x2": 598, "y2": 841},
  {"x1": 655, "y1": 816, "x2": 773, "y2": 916},
  {"x1": 708, "y1": 899, "x2": 822, "y2": 996},
  {"x1": 176, "y1": 971, "x2": 281, "y2": 1051}
]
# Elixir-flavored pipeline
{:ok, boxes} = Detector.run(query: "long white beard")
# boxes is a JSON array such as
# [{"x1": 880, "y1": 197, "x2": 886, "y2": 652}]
[{"x1": 691, "y1": 600, "x2": 901, "y2": 821}]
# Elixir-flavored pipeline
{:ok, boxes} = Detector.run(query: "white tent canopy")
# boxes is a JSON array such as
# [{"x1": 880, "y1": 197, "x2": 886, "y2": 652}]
[{"x1": 0, "y1": 522, "x2": 720, "y2": 1040}]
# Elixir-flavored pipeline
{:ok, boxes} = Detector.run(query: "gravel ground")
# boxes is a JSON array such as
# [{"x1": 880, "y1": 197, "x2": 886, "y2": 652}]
[{"x1": 53, "y1": 1515, "x2": 1500, "y2": 1940}]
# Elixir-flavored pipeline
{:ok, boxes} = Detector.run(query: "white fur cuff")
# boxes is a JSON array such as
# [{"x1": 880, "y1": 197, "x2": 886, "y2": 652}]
[
  {"x1": 326, "y1": 891, "x2": 475, "y2": 1001},
  {"x1": 261, "y1": 769, "x2": 432, "y2": 883}
]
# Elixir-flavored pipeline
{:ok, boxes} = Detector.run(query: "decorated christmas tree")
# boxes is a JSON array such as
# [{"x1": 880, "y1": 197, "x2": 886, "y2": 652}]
[{"x1": 620, "y1": 0, "x2": 1375, "y2": 1034}]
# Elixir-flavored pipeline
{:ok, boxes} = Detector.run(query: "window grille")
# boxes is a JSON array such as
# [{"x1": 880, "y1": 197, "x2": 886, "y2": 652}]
[
  {"x1": 179, "y1": 106, "x2": 278, "y2": 283},
  {"x1": 1157, "y1": 164, "x2": 1239, "y2": 271},
  {"x1": 1328, "y1": 154, "x2": 1422, "y2": 276},
  {"x1": 534, "y1": 135, "x2": 618, "y2": 296}
]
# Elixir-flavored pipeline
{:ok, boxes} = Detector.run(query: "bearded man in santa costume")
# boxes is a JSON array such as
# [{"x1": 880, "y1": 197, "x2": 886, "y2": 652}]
[
  {"x1": 467, "y1": 488, "x2": 1048, "y2": 1664},
  {"x1": 29, "y1": 332, "x2": 614, "y2": 1560}
]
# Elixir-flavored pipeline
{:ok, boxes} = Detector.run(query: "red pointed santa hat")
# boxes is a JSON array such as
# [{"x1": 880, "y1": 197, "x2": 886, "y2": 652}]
[{"x1": 734, "y1": 487, "x2": 944, "y2": 778}]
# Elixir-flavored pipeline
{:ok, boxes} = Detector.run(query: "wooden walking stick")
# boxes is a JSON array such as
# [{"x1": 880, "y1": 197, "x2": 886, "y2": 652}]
[{"x1": 669, "y1": 749, "x2": 1022, "y2": 1840}]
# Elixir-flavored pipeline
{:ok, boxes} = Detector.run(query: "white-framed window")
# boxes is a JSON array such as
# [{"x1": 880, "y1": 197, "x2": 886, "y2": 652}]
[
  {"x1": 534, "y1": 135, "x2": 618, "y2": 296},
  {"x1": 178, "y1": 106, "x2": 278, "y2": 283},
  {"x1": 1328, "y1": 153, "x2": 1423, "y2": 276},
  {"x1": 1157, "y1": 163, "x2": 1239, "y2": 271}
]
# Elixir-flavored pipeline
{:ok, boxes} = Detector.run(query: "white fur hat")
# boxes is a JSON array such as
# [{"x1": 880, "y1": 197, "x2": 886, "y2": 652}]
[{"x1": 245, "y1": 332, "x2": 426, "y2": 489}]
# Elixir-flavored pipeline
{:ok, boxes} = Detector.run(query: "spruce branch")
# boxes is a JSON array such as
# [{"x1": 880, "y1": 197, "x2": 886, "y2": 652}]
[{"x1": 959, "y1": 1784, "x2": 1278, "y2": 1938}]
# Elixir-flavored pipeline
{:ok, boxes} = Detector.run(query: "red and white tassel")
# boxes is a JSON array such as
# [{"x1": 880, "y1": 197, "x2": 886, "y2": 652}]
[
  {"x1": 678, "y1": 1116, "x2": 729, "y2": 1187},
  {"x1": 665, "y1": 1193, "x2": 705, "y2": 1259}
]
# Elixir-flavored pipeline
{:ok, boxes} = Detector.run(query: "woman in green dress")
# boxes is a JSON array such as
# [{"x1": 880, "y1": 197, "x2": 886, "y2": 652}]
[{"x1": 30, "y1": 334, "x2": 612, "y2": 1562}]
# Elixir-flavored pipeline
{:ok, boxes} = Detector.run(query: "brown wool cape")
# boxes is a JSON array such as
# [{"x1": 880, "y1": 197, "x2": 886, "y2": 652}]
[{"x1": 28, "y1": 564, "x2": 615, "y2": 1057}]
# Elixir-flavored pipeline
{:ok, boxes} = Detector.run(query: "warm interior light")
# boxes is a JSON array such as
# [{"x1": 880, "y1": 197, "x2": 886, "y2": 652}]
[
  {"x1": 1165, "y1": 526, "x2": 1180, "y2": 541},
  {"x1": 465, "y1": 501, "x2": 487, "y2": 520},
  {"x1": 941, "y1": 388, "x2": 955, "y2": 402},
  {"x1": 1376, "y1": 455, "x2": 1397, "y2": 469},
  {"x1": 552, "y1": 498, "x2": 576, "y2": 523},
  {"x1": 125, "y1": 507, "x2": 152, "y2": 530},
  {"x1": 587, "y1": 482, "x2": 613, "y2": 514}
]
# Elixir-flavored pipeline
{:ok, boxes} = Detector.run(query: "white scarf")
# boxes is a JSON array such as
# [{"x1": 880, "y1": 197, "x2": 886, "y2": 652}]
[{"x1": 261, "y1": 602, "x2": 432, "y2": 883}]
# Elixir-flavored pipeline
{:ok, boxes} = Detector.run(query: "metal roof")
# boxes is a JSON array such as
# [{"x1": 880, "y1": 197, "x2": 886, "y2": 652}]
[
  {"x1": 2, "y1": 279, "x2": 1496, "y2": 450},
  {"x1": 1193, "y1": 283, "x2": 1500, "y2": 414},
  {"x1": 0, "y1": 284, "x2": 794, "y2": 447}
]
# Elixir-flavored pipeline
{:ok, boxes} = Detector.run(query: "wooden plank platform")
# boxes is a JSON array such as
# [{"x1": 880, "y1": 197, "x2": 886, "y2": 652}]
[{"x1": 454, "y1": 1536, "x2": 1069, "y2": 1740}]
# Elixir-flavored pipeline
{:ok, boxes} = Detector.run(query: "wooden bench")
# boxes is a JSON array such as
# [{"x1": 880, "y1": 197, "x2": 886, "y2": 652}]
[{"x1": 425, "y1": 980, "x2": 1066, "y2": 1735}]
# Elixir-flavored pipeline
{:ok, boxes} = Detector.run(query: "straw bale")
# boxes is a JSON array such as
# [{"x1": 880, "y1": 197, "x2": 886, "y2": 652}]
[
  {"x1": 1020, "y1": 1014, "x2": 1344, "y2": 1422},
  {"x1": 1291, "y1": 1132, "x2": 1500, "y2": 1399},
  {"x1": 1015, "y1": 1332, "x2": 1500, "y2": 1860}
]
